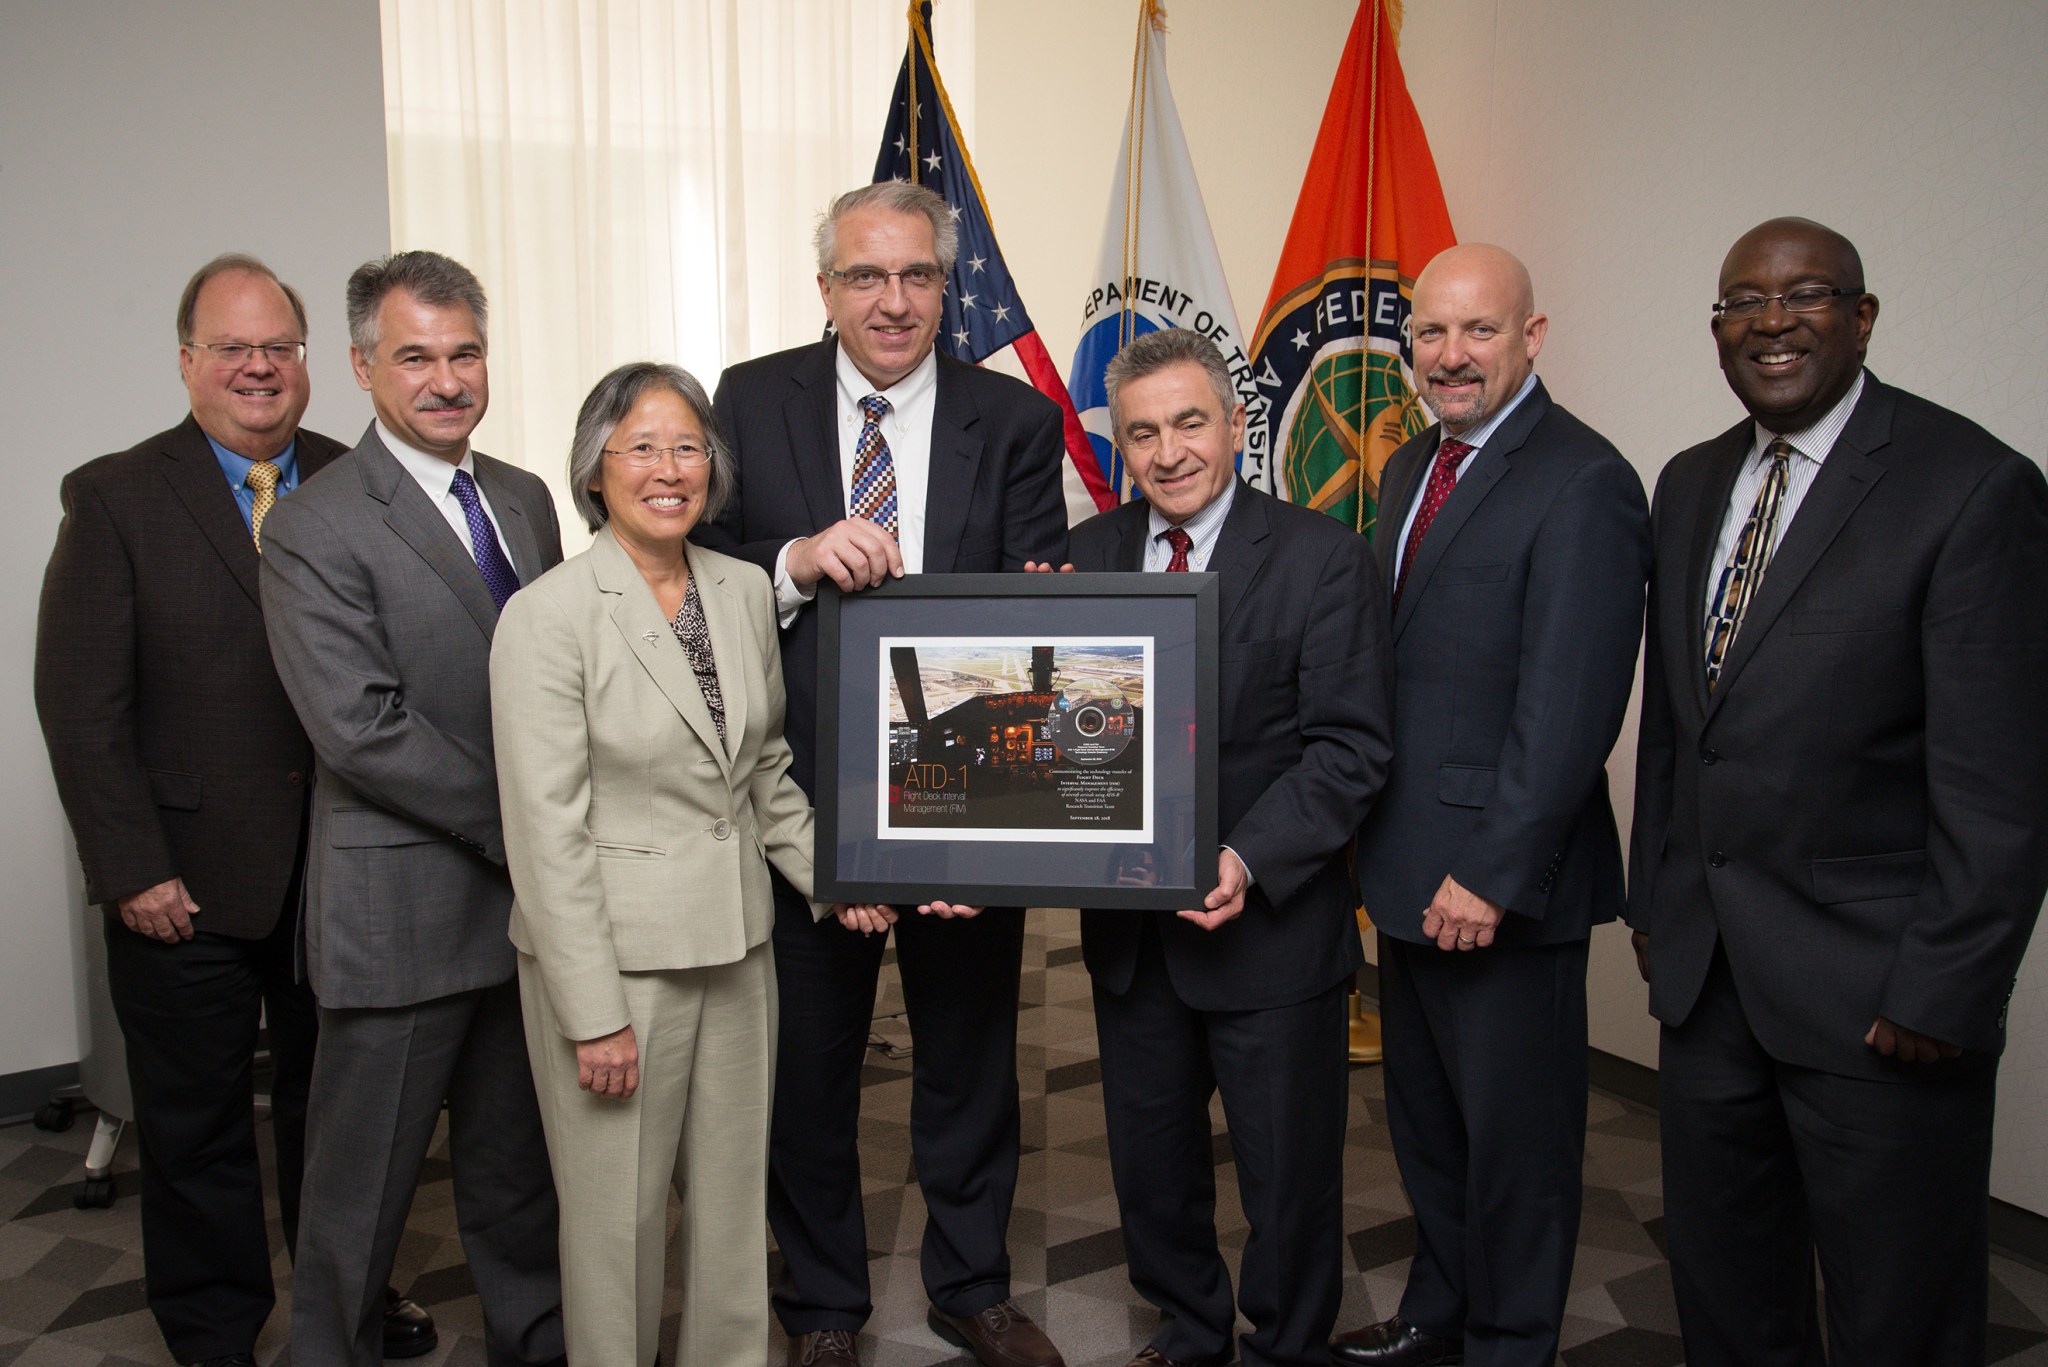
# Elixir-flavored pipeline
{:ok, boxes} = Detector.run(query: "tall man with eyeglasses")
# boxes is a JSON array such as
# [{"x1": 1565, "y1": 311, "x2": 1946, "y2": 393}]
[
  {"x1": 35, "y1": 255, "x2": 435, "y2": 1366},
  {"x1": 1628, "y1": 217, "x2": 2048, "y2": 1365},
  {"x1": 700, "y1": 181, "x2": 1068, "y2": 1367},
  {"x1": 262, "y1": 251, "x2": 565, "y2": 1367}
]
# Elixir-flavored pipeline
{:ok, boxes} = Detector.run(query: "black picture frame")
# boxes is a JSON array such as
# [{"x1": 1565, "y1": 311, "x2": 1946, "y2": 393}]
[{"x1": 815, "y1": 573, "x2": 1219, "y2": 910}]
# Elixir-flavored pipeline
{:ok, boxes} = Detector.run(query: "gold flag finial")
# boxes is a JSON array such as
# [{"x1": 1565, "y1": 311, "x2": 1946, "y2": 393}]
[{"x1": 1142, "y1": 0, "x2": 1167, "y2": 35}]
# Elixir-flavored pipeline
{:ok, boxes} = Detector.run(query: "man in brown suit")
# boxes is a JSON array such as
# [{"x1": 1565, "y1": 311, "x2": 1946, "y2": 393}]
[{"x1": 34, "y1": 255, "x2": 434, "y2": 1367}]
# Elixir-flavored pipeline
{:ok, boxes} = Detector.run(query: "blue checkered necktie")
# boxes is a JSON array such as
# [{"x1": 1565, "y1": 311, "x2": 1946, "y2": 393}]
[
  {"x1": 849, "y1": 394, "x2": 900, "y2": 539},
  {"x1": 449, "y1": 468, "x2": 520, "y2": 611}
]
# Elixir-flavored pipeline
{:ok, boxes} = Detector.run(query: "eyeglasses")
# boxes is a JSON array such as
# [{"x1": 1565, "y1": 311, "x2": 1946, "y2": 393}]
[
  {"x1": 1711, "y1": 286, "x2": 1863, "y2": 322},
  {"x1": 187, "y1": 341, "x2": 307, "y2": 367},
  {"x1": 602, "y1": 442, "x2": 711, "y2": 468},
  {"x1": 822, "y1": 265, "x2": 945, "y2": 294}
]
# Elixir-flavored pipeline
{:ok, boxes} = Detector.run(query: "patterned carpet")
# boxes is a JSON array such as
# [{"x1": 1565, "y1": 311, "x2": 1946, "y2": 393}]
[{"x1": 5, "y1": 908, "x2": 2047, "y2": 1366}]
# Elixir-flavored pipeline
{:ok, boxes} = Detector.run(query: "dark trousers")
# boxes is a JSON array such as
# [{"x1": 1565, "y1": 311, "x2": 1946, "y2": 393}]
[
  {"x1": 1659, "y1": 948, "x2": 1996, "y2": 1367},
  {"x1": 1379, "y1": 932, "x2": 1589, "y2": 1367},
  {"x1": 291, "y1": 981, "x2": 564, "y2": 1367},
  {"x1": 1092, "y1": 922, "x2": 1349, "y2": 1367},
  {"x1": 103, "y1": 905, "x2": 318, "y2": 1363},
  {"x1": 766, "y1": 879, "x2": 1025, "y2": 1333}
]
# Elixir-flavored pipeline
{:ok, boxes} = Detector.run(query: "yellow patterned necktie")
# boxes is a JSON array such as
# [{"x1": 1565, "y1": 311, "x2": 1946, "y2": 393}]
[{"x1": 247, "y1": 460, "x2": 281, "y2": 551}]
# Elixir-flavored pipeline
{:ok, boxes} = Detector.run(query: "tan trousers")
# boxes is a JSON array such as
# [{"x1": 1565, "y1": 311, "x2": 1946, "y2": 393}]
[{"x1": 520, "y1": 943, "x2": 776, "y2": 1367}]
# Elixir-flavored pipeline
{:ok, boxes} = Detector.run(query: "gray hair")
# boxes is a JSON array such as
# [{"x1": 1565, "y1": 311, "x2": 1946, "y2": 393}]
[
  {"x1": 567, "y1": 362, "x2": 735, "y2": 534},
  {"x1": 176, "y1": 253, "x2": 308, "y2": 345},
  {"x1": 1104, "y1": 328, "x2": 1237, "y2": 433},
  {"x1": 813, "y1": 180, "x2": 959, "y2": 275},
  {"x1": 345, "y1": 250, "x2": 488, "y2": 355}
]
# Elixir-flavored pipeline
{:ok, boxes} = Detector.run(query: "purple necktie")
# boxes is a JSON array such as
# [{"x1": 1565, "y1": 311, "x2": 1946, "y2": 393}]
[{"x1": 450, "y1": 468, "x2": 520, "y2": 611}]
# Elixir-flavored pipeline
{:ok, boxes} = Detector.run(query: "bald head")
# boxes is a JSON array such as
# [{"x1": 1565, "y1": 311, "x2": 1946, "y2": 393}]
[
  {"x1": 1719, "y1": 217, "x2": 1862, "y2": 298},
  {"x1": 1410, "y1": 243, "x2": 1547, "y2": 435}
]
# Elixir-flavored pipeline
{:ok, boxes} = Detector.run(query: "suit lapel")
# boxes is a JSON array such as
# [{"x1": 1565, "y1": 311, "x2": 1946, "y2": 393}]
[
  {"x1": 594, "y1": 531, "x2": 730, "y2": 772},
  {"x1": 786, "y1": 342, "x2": 847, "y2": 536},
  {"x1": 688, "y1": 542, "x2": 749, "y2": 759},
  {"x1": 356, "y1": 426, "x2": 501, "y2": 641},
  {"x1": 1391, "y1": 383, "x2": 1553, "y2": 640},
  {"x1": 1375, "y1": 435, "x2": 1428, "y2": 599},
  {"x1": 158, "y1": 416, "x2": 262, "y2": 608},
  {"x1": 1680, "y1": 424, "x2": 1752, "y2": 715},
  {"x1": 1113, "y1": 501, "x2": 1147, "y2": 572},
  {"x1": 1207, "y1": 484, "x2": 1273, "y2": 631},
  {"x1": 1705, "y1": 385, "x2": 1892, "y2": 714},
  {"x1": 472, "y1": 454, "x2": 546, "y2": 586},
  {"x1": 923, "y1": 356, "x2": 984, "y2": 574}
]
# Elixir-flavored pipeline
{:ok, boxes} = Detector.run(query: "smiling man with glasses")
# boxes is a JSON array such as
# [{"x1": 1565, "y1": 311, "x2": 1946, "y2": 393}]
[
  {"x1": 35, "y1": 254, "x2": 433, "y2": 1366},
  {"x1": 699, "y1": 180, "x2": 1069, "y2": 1367},
  {"x1": 1629, "y1": 216, "x2": 2048, "y2": 1365}
]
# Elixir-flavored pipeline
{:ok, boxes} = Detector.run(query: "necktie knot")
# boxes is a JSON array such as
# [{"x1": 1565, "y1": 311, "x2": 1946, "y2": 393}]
[
  {"x1": 1434, "y1": 437, "x2": 1474, "y2": 472},
  {"x1": 1162, "y1": 527, "x2": 1193, "y2": 573},
  {"x1": 247, "y1": 460, "x2": 282, "y2": 551},
  {"x1": 860, "y1": 393, "x2": 891, "y2": 423}
]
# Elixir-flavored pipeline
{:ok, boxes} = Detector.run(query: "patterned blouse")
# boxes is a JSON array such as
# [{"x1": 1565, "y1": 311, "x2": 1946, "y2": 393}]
[{"x1": 667, "y1": 575, "x2": 727, "y2": 753}]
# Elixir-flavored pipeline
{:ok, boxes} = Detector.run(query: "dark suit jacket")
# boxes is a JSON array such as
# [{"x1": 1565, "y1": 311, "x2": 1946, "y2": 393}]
[
  {"x1": 1358, "y1": 379, "x2": 1650, "y2": 948},
  {"x1": 36, "y1": 415, "x2": 345, "y2": 938},
  {"x1": 701, "y1": 340, "x2": 1069, "y2": 796},
  {"x1": 260, "y1": 426, "x2": 564, "y2": 1008},
  {"x1": 1628, "y1": 374, "x2": 2048, "y2": 1077},
  {"x1": 1070, "y1": 484, "x2": 1394, "y2": 1012}
]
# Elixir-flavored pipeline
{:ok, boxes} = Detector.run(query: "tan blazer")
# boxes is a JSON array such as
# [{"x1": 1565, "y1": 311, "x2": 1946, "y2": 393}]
[{"x1": 491, "y1": 526, "x2": 818, "y2": 1042}]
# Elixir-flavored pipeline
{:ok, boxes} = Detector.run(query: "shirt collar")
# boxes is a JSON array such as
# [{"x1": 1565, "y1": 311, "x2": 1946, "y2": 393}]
[
  {"x1": 377, "y1": 418, "x2": 475, "y2": 500},
  {"x1": 205, "y1": 429, "x2": 299, "y2": 489},
  {"x1": 1440, "y1": 371, "x2": 1540, "y2": 453},
  {"x1": 835, "y1": 342, "x2": 938, "y2": 414},
  {"x1": 1748, "y1": 369, "x2": 1866, "y2": 466},
  {"x1": 1146, "y1": 475, "x2": 1239, "y2": 552}
]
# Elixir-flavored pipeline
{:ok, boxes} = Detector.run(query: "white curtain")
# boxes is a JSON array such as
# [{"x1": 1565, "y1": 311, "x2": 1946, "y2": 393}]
[{"x1": 379, "y1": 0, "x2": 978, "y2": 544}]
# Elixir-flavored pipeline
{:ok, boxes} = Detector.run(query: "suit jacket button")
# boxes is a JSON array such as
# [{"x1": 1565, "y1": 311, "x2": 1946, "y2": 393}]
[
  {"x1": 1700, "y1": 747, "x2": 1720, "y2": 765},
  {"x1": 287, "y1": 771, "x2": 305, "y2": 787},
  {"x1": 713, "y1": 818, "x2": 731, "y2": 840},
  {"x1": 1708, "y1": 851, "x2": 1727, "y2": 868}
]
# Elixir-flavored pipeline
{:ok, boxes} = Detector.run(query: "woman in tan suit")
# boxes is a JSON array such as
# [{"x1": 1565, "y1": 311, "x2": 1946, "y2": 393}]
[{"x1": 491, "y1": 362, "x2": 879, "y2": 1367}]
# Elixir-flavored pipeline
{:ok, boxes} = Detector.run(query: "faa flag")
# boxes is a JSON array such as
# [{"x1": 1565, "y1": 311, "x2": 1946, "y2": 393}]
[
  {"x1": 1070, "y1": 2, "x2": 1258, "y2": 500},
  {"x1": 870, "y1": 3, "x2": 1115, "y2": 514},
  {"x1": 1248, "y1": 0, "x2": 1455, "y2": 538}
]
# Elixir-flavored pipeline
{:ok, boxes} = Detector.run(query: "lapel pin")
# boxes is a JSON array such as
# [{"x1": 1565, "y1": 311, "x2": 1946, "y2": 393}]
[{"x1": 641, "y1": 630, "x2": 660, "y2": 645}]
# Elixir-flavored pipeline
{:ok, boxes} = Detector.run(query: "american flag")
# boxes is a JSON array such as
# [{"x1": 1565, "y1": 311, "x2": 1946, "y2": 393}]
[{"x1": 864, "y1": 3, "x2": 1115, "y2": 514}]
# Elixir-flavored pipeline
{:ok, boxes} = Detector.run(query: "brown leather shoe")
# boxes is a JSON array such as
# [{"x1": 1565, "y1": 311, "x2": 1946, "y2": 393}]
[
  {"x1": 787, "y1": 1329, "x2": 860, "y2": 1367},
  {"x1": 927, "y1": 1300, "x2": 1066, "y2": 1367}
]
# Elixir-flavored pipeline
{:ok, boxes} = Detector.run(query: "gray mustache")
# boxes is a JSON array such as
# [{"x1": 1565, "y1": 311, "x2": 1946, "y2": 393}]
[{"x1": 417, "y1": 393, "x2": 476, "y2": 412}]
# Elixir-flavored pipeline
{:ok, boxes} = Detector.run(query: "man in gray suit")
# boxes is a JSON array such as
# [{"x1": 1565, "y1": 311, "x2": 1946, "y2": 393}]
[{"x1": 261, "y1": 251, "x2": 566, "y2": 1367}]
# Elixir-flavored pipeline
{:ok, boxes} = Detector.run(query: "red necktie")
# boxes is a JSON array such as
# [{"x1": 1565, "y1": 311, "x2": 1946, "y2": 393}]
[
  {"x1": 1392, "y1": 438, "x2": 1471, "y2": 612},
  {"x1": 1162, "y1": 527, "x2": 1192, "y2": 572}
]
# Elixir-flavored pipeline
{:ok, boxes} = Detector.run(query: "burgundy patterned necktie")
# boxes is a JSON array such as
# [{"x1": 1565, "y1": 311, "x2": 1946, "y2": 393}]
[
  {"x1": 1162, "y1": 527, "x2": 1192, "y2": 572},
  {"x1": 1392, "y1": 437, "x2": 1471, "y2": 612},
  {"x1": 849, "y1": 393, "x2": 900, "y2": 539}
]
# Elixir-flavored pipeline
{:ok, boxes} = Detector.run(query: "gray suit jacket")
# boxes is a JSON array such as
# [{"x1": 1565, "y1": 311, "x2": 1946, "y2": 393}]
[
  {"x1": 260, "y1": 424, "x2": 564, "y2": 1008},
  {"x1": 491, "y1": 528, "x2": 819, "y2": 1043},
  {"x1": 1357, "y1": 379, "x2": 1650, "y2": 946}
]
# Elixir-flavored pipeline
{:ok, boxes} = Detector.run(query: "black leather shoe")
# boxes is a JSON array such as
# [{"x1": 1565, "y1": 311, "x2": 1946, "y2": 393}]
[
  {"x1": 1127, "y1": 1347, "x2": 1231, "y2": 1367},
  {"x1": 384, "y1": 1287, "x2": 439, "y2": 1359},
  {"x1": 1328, "y1": 1316, "x2": 1462, "y2": 1366}
]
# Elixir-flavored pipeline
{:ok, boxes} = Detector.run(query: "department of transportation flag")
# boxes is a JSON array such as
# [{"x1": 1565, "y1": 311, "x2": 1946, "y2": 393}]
[
  {"x1": 870, "y1": 2, "x2": 1115, "y2": 515},
  {"x1": 1248, "y1": 0, "x2": 1456, "y2": 538},
  {"x1": 1069, "y1": 1, "x2": 1259, "y2": 500}
]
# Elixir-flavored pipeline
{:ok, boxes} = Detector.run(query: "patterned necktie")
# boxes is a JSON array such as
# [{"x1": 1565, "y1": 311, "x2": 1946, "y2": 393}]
[
  {"x1": 850, "y1": 394, "x2": 900, "y2": 539},
  {"x1": 1392, "y1": 437, "x2": 1472, "y2": 612},
  {"x1": 1703, "y1": 438, "x2": 1793, "y2": 692},
  {"x1": 1162, "y1": 526, "x2": 1193, "y2": 572},
  {"x1": 247, "y1": 460, "x2": 281, "y2": 551},
  {"x1": 449, "y1": 468, "x2": 521, "y2": 612}
]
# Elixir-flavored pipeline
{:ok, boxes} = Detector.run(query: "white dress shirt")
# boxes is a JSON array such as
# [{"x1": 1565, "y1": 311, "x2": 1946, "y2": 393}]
[
  {"x1": 773, "y1": 345, "x2": 940, "y2": 621},
  {"x1": 377, "y1": 420, "x2": 509, "y2": 561},
  {"x1": 1699, "y1": 371, "x2": 1866, "y2": 627},
  {"x1": 1391, "y1": 372, "x2": 1539, "y2": 583}
]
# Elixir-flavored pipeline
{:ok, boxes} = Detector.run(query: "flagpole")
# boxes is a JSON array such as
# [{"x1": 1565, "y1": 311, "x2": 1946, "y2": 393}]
[{"x1": 906, "y1": 1, "x2": 923, "y2": 184}]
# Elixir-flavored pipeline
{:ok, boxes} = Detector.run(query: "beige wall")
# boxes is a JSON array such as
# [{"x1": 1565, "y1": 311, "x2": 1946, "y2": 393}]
[
  {"x1": 976, "y1": 0, "x2": 2048, "y2": 1215},
  {"x1": 0, "y1": 3, "x2": 391, "y2": 1086}
]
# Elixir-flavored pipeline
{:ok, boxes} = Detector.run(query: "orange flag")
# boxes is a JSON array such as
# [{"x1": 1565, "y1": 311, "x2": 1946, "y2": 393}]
[{"x1": 1247, "y1": 0, "x2": 1455, "y2": 538}]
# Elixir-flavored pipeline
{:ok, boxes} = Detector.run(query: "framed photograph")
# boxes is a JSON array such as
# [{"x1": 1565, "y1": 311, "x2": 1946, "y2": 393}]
[{"x1": 816, "y1": 573, "x2": 1219, "y2": 910}]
